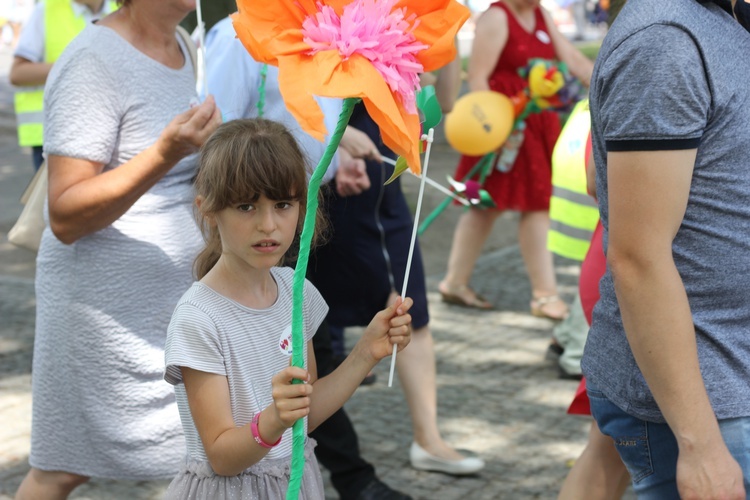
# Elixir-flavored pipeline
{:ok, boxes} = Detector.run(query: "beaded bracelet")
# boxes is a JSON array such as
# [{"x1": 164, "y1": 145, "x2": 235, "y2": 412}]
[{"x1": 251, "y1": 412, "x2": 282, "y2": 449}]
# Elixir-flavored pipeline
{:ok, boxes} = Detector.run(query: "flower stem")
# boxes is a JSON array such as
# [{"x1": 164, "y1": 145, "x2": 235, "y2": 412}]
[{"x1": 287, "y1": 97, "x2": 358, "y2": 500}]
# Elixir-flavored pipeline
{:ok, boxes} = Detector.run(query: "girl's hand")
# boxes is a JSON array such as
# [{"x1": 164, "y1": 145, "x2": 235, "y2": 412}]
[
  {"x1": 270, "y1": 366, "x2": 313, "y2": 429},
  {"x1": 362, "y1": 297, "x2": 413, "y2": 361},
  {"x1": 156, "y1": 94, "x2": 222, "y2": 165}
]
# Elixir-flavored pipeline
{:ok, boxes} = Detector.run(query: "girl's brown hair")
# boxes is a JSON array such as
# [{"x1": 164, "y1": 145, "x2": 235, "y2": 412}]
[{"x1": 193, "y1": 118, "x2": 326, "y2": 279}]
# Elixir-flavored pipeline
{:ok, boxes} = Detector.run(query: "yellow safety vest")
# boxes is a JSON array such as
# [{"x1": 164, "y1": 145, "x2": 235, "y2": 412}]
[
  {"x1": 14, "y1": 0, "x2": 115, "y2": 147},
  {"x1": 547, "y1": 99, "x2": 600, "y2": 262}
]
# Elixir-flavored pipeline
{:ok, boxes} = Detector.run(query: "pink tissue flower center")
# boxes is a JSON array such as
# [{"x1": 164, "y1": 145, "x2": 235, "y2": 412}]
[{"x1": 301, "y1": 0, "x2": 427, "y2": 114}]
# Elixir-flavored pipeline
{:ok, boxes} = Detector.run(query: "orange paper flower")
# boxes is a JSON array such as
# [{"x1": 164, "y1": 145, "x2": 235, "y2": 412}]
[{"x1": 232, "y1": 0, "x2": 470, "y2": 174}]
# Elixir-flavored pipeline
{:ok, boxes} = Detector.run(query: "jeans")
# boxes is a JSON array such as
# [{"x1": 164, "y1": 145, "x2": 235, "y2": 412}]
[{"x1": 588, "y1": 383, "x2": 750, "y2": 499}]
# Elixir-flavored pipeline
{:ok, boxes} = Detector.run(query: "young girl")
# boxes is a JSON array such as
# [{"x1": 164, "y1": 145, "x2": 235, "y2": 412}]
[{"x1": 163, "y1": 119, "x2": 413, "y2": 499}]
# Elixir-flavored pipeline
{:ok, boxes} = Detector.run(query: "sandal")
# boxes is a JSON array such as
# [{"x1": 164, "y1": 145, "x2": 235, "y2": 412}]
[
  {"x1": 439, "y1": 283, "x2": 493, "y2": 310},
  {"x1": 530, "y1": 295, "x2": 569, "y2": 321}
]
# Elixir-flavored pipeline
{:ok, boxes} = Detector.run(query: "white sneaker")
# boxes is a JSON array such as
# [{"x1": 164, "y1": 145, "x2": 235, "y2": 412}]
[{"x1": 409, "y1": 442, "x2": 485, "y2": 475}]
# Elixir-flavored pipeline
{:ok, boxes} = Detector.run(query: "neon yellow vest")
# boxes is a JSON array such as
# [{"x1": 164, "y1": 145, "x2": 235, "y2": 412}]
[
  {"x1": 547, "y1": 99, "x2": 600, "y2": 262},
  {"x1": 14, "y1": 1, "x2": 115, "y2": 147}
]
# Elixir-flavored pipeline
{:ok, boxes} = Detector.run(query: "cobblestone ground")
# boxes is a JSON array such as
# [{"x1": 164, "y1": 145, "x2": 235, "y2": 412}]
[{"x1": 0, "y1": 246, "x2": 604, "y2": 499}]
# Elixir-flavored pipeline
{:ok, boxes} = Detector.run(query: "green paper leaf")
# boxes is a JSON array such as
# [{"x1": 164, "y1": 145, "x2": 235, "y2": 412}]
[
  {"x1": 477, "y1": 190, "x2": 496, "y2": 209},
  {"x1": 384, "y1": 156, "x2": 409, "y2": 185},
  {"x1": 417, "y1": 85, "x2": 442, "y2": 131}
]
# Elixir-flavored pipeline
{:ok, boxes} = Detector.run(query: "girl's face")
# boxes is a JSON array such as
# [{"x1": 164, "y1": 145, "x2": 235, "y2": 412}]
[{"x1": 213, "y1": 195, "x2": 300, "y2": 273}]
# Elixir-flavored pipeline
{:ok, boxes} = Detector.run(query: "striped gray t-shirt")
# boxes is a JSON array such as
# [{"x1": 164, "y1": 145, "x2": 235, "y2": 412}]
[{"x1": 165, "y1": 266, "x2": 328, "y2": 462}]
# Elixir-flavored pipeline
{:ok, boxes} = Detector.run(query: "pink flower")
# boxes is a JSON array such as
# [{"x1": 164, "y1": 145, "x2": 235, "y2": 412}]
[{"x1": 301, "y1": 0, "x2": 427, "y2": 114}]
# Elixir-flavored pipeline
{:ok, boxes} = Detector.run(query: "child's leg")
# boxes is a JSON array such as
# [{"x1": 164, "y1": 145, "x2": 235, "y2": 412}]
[
  {"x1": 15, "y1": 468, "x2": 89, "y2": 500},
  {"x1": 558, "y1": 421, "x2": 630, "y2": 500}
]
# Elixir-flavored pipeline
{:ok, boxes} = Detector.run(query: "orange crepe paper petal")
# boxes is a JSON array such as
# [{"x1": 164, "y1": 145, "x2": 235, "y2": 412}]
[
  {"x1": 367, "y1": 99, "x2": 422, "y2": 174},
  {"x1": 302, "y1": 53, "x2": 422, "y2": 173},
  {"x1": 235, "y1": 0, "x2": 311, "y2": 29},
  {"x1": 318, "y1": 0, "x2": 350, "y2": 16},
  {"x1": 233, "y1": 0, "x2": 470, "y2": 173},
  {"x1": 277, "y1": 54, "x2": 328, "y2": 141},
  {"x1": 231, "y1": 13, "x2": 276, "y2": 64},
  {"x1": 398, "y1": 0, "x2": 470, "y2": 72}
]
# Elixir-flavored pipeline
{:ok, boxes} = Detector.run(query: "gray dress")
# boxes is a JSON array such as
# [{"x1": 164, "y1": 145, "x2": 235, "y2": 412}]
[{"x1": 32, "y1": 25, "x2": 202, "y2": 479}]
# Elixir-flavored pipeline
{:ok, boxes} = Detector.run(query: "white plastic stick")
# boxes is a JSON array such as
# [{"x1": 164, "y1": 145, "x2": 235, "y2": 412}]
[
  {"x1": 388, "y1": 128, "x2": 435, "y2": 388},
  {"x1": 381, "y1": 157, "x2": 469, "y2": 206},
  {"x1": 195, "y1": 1, "x2": 208, "y2": 97}
]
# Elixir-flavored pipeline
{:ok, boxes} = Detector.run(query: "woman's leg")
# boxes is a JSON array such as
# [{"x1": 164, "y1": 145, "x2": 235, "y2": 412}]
[
  {"x1": 519, "y1": 210, "x2": 568, "y2": 319},
  {"x1": 15, "y1": 468, "x2": 89, "y2": 500},
  {"x1": 439, "y1": 208, "x2": 502, "y2": 305},
  {"x1": 394, "y1": 322, "x2": 466, "y2": 460},
  {"x1": 558, "y1": 421, "x2": 630, "y2": 500}
]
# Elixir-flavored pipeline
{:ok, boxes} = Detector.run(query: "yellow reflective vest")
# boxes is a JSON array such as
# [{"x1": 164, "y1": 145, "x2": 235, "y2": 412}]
[
  {"x1": 14, "y1": 0, "x2": 115, "y2": 147},
  {"x1": 547, "y1": 99, "x2": 600, "y2": 262}
]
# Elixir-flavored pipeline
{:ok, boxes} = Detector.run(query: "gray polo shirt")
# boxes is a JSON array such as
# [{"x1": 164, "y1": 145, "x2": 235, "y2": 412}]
[{"x1": 582, "y1": 0, "x2": 750, "y2": 423}]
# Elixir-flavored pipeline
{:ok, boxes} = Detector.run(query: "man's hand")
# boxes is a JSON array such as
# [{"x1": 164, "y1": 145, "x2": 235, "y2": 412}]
[
  {"x1": 677, "y1": 440, "x2": 745, "y2": 500},
  {"x1": 335, "y1": 148, "x2": 370, "y2": 197}
]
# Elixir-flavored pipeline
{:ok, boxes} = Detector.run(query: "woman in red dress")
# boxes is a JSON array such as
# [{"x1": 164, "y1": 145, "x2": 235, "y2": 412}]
[{"x1": 438, "y1": 0, "x2": 592, "y2": 318}]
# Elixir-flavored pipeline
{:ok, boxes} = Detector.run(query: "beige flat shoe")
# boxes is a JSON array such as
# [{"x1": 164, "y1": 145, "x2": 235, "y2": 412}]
[{"x1": 438, "y1": 283, "x2": 493, "y2": 310}]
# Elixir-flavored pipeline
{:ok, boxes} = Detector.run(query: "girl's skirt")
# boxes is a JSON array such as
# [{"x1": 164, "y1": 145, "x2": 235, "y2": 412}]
[{"x1": 165, "y1": 439, "x2": 325, "y2": 500}]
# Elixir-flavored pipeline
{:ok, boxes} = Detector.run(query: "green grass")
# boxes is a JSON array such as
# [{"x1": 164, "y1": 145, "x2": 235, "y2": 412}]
[{"x1": 574, "y1": 40, "x2": 602, "y2": 61}]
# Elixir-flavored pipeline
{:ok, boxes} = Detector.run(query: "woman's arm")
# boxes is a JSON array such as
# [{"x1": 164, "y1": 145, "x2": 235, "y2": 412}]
[
  {"x1": 433, "y1": 42, "x2": 462, "y2": 113},
  {"x1": 48, "y1": 96, "x2": 222, "y2": 244},
  {"x1": 9, "y1": 56, "x2": 52, "y2": 86},
  {"x1": 540, "y1": 8, "x2": 593, "y2": 87},
  {"x1": 467, "y1": 8, "x2": 509, "y2": 92}
]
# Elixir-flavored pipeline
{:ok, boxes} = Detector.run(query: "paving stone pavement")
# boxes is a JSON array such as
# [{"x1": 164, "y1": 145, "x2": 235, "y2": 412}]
[
  {"x1": 0, "y1": 41, "x2": 606, "y2": 500},
  {"x1": 0, "y1": 247, "x2": 597, "y2": 499}
]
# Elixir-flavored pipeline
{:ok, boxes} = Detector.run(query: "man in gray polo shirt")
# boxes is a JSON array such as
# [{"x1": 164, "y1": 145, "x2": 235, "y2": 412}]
[{"x1": 581, "y1": 0, "x2": 750, "y2": 497}]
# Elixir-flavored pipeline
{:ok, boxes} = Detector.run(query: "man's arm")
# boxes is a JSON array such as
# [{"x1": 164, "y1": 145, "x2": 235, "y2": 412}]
[{"x1": 607, "y1": 149, "x2": 744, "y2": 500}]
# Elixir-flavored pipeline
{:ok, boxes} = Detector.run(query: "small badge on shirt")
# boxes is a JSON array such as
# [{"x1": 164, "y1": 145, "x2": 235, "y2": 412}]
[
  {"x1": 278, "y1": 325, "x2": 293, "y2": 356},
  {"x1": 536, "y1": 30, "x2": 551, "y2": 44}
]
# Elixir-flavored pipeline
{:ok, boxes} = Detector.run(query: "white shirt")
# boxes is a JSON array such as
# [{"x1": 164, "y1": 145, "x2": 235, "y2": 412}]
[
  {"x1": 14, "y1": 0, "x2": 115, "y2": 63},
  {"x1": 205, "y1": 17, "x2": 342, "y2": 182}
]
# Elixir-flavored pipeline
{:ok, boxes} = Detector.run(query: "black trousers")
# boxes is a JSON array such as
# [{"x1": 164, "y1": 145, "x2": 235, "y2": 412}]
[{"x1": 310, "y1": 320, "x2": 376, "y2": 499}]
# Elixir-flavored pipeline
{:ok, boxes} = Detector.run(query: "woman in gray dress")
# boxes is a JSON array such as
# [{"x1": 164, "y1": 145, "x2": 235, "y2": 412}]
[{"x1": 15, "y1": 0, "x2": 221, "y2": 498}]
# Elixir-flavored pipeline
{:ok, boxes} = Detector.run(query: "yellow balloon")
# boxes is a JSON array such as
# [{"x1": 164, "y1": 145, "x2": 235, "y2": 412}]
[{"x1": 444, "y1": 91, "x2": 515, "y2": 156}]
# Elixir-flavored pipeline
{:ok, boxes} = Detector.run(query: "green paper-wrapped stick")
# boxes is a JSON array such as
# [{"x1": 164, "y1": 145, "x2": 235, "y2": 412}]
[{"x1": 286, "y1": 97, "x2": 358, "y2": 500}]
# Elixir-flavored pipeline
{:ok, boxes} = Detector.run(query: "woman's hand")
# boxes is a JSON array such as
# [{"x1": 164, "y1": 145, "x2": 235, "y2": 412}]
[
  {"x1": 156, "y1": 95, "x2": 222, "y2": 165},
  {"x1": 335, "y1": 148, "x2": 371, "y2": 197},
  {"x1": 361, "y1": 297, "x2": 413, "y2": 361},
  {"x1": 340, "y1": 126, "x2": 383, "y2": 163},
  {"x1": 270, "y1": 366, "x2": 313, "y2": 429}
]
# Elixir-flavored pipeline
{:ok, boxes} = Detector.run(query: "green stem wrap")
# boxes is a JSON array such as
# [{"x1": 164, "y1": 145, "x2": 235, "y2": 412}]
[
  {"x1": 286, "y1": 97, "x2": 358, "y2": 500},
  {"x1": 258, "y1": 64, "x2": 268, "y2": 118}
]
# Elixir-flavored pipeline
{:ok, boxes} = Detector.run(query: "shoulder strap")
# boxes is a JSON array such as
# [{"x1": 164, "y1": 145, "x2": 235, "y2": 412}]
[{"x1": 175, "y1": 25, "x2": 198, "y2": 81}]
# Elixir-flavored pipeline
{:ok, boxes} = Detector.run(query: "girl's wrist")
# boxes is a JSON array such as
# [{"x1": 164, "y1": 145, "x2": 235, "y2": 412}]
[
  {"x1": 253, "y1": 410, "x2": 283, "y2": 448},
  {"x1": 349, "y1": 341, "x2": 378, "y2": 369}
]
